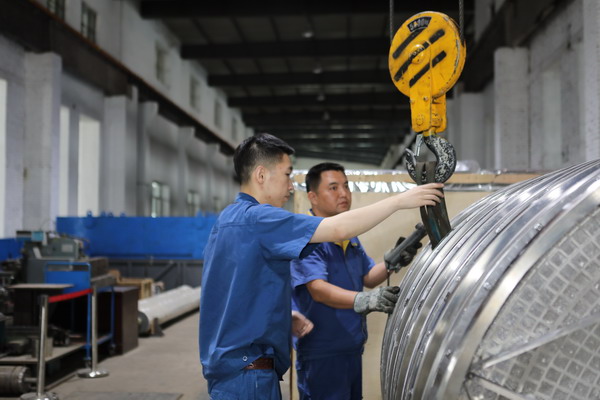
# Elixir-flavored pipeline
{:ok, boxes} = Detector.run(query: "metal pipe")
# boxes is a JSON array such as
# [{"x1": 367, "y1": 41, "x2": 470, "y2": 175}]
[
  {"x1": 20, "y1": 295, "x2": 58, "y2": 400},
  {"x1": 137, "y1": 285, "x2": 200, "y2": 334},
  {"x1": 77, "y1": 285, "x2": 108, "y2": 379}
]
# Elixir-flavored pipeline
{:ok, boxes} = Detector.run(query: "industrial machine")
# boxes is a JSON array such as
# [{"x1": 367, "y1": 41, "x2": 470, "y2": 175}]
[
  {"x1": 19, "y1": 230, "x2": 107, "y2": 285},
  {"x1": 381, "y1": 159, "x2": 600, "y2": 399},
  {"x1": 0, "y1": 231, "x2": 116, "y2": 395}
]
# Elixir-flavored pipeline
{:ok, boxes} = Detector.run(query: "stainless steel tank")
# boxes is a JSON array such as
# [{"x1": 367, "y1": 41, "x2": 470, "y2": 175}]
[{"x1": 381, "y1": 160, "x2": 600, "y2": 400}]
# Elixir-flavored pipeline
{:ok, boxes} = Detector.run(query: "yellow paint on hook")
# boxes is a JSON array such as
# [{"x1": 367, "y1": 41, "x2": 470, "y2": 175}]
[{"x1": 389, "y1": 11, "x2": 466, "y2": 135}]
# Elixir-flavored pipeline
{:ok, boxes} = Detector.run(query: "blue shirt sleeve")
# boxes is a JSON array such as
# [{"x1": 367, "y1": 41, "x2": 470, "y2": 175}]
[
  {"x1": 252, "y1": 204, "x2": 323, "y2": 260},
  {"x1": 291, "y1": 245, "x2": 329, "y2": 288}
]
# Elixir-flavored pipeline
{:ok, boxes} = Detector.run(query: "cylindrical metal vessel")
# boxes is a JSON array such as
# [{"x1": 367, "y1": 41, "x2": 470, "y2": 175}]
[
  {"x1": 138, "y1": 285, "x2": 200, "y2": 334},
  {"x1": 382, "y1": 160, "x2": 600, "y2": 400}
]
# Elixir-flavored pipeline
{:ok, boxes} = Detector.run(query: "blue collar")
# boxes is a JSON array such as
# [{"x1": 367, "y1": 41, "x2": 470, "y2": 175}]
[{"x1": 236, "y1": 192, "x2": 259, "y2": 204}]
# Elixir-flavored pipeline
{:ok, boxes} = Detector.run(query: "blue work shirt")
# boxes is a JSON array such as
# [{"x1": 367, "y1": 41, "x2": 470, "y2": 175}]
[
  {"x1": 291, "y1": 234, "x2": 375, "y2": 360},
  {"x1": 200, "y1": 193, "x2": 323, "y2": 381}
]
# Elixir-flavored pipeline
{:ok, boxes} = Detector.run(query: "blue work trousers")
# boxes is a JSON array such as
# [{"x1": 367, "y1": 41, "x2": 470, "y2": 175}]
[
  {"x1": 296, "y1": 353, "x2": 362, "y2": 400},
  {"x1": 208, "y1": 369, "x2": 282, "y2": 400}
]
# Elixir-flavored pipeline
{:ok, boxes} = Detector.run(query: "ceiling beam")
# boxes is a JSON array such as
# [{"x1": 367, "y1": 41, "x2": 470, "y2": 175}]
[
  {"x1": 208, "y1": 70, "x2": 392, "y2": 86},
  {"x1": 258, "y1": 127, "x2": 403, "y2": 136},
  {"x1": 140, "y1": 0, "x2": 471, "y2": 18},
  {"x1": 253, "y1": 124, "x2": 405, "y2": 132},
  {"x1": 229, "y1": 92, "x2": 408, "y2": 107},
  {"x1": 273, "y1": 136, "x2": 398, "y2": 144},
  {"x1": 293, "y1": 149, "x2": 383, "y2": 165},
  {"x1": 0, "y1": 0, "x2": 235, "y2": 155},
  {"x1": 291, "y1": 141, "x2": 390, "y2": 149},
  {"x1": 242, "y1": 109, "x2": 410, "y2": 124},
  {"x1": 296, "y1": 146, "x2": 385, "y2": 156},
  {"x1": 182, "y1": 38, "x2": 388, "y2": 59}
]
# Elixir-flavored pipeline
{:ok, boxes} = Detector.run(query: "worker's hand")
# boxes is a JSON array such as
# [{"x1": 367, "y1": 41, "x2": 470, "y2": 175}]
[
  {"x1": 396, "y1": 183, "x2": 444, "y2": 209},
  {"x1": 353, "y1": 286, "x2": 400, "y2": 315},
  {"x1": 291, "y1": 310, "x2": 314, "y2": 338},
  {"x1": 386, "y1": 236, "x2": 422, "y2": 273}
]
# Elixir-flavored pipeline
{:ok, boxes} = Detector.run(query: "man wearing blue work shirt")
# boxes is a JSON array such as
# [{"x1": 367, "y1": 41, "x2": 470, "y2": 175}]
[
  {"x1": 199, "y1": 134, "x2": 443, "y2": 400},
  {"x1": 291, "y1": 163, "x2": 423, "y2": 400}
]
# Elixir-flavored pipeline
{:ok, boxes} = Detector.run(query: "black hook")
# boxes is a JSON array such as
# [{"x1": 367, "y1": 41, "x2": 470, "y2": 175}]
[{"x1": 405, "y1": 135, "x2": 456, "y2": 183}]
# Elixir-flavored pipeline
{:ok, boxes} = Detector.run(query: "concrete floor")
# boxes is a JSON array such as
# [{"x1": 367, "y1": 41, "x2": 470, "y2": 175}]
[
  {"x1": 2, "y1": 309, "x2": 390, "y2": 400},
  {"x1": 6, "y1": 312, "x2": 290, "y2": 400}
]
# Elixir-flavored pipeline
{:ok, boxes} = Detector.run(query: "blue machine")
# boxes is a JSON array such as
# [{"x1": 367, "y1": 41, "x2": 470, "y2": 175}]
[
  {"x1": 56, "y1": 213, "x2": 217, "y2": 260},
  {"x1": 0, "y1": 238, "x2": 26, "y2": 261}
]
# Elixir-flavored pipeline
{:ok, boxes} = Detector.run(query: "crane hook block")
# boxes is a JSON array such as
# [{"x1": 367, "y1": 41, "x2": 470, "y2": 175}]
[{"x1": 389, "y1": 11, "x2": 466, "y2": 136}]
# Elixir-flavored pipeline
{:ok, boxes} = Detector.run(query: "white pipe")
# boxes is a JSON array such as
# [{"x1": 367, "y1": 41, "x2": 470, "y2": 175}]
[{"x1": 138, "y1": 285, "x2": 201, "y2": 334}]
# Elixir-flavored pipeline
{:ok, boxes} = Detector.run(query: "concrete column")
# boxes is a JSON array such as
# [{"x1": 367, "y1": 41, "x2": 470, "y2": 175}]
[
  {"x1": 23, "y1": 53, "x2": 61, "y2": 230},
  {"x1": 493, "y1": 47, "x2": 530, "y2": 170},
  {"x1": 582, "y1": 0, "x2": 600, "y2": 160},
  {"x1": 203, "y1": 143, "x2": 220, "y2": 212},
  {"x1": 125, "y1": 86, "x2": 139, "y2": 216},
  {"x1": 67, "y1": 107, "x2": 80, "y2": 216},
  {"x1": 176, "y1": 127, "x2": 194, "y2": 216},
  {"x1": 379, "y1": 143, "x2": 404, "y2": 169},
  {"x1": 449, "y1": 92, "x2": 486, "y2": 169},
  {"x1": 560, "y1": 44, "x2": 580, "y2": 166},
  {"x1": 101, "y1": 96, "x2": 128, "y2": 214},
  {"x1": 136, "y1": 102, "x2": 157, "y2": 216}
]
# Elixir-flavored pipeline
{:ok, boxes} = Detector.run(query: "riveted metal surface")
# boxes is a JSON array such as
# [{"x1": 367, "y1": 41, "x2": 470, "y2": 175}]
[{"x1": 381, "y1": 160, "x2": 600, "y2": 400}]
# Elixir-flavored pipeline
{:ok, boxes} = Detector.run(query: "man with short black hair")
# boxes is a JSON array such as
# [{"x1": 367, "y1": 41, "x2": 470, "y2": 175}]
[
  {"x1": 199, "y1": 134, "x2": 442, "y2": 399},
  {"x1": 291, "y1": 162, "x2": 422, "y2": 399}
]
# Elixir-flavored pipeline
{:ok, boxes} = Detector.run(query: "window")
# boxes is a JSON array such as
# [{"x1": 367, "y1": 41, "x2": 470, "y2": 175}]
[
  {"x1": 80, "y1": 2, "x2": 97, "y2": 43},
  {"x1": 187, "y1": 190, "x2": 201, "y2": 216},
  {"x1": 47, "y1": 0, "x2": 66, "y2": 19},
  {"x1": 190, "y1": 77, "x2": 201, "y2": 111},
  {"x1": 231, "y1": 118, "x2": 238, "y2": 141},
  {"x1": 151, "y1": 181, "x2": 170, "y2": 217},
  {"x1": 214, "y1": 100, "x2": 222, "y2": 129},
  {"x1": 155, "y1": 44, "x2": 168, "y2": 85}
]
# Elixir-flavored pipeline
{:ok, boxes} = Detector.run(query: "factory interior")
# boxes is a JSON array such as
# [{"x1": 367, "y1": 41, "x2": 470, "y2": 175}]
[{"x1": 0, "y1": 0, "x2": 600, "y2": 399}]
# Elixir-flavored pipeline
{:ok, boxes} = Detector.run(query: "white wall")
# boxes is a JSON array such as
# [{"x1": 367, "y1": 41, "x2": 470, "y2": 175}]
[
  {"x1": 0, "y1": 0, "x2": 253, "y2": 236},
  {"x1": 0, "y1": 36, "x2": 26, "y2": 238},
  {"x1": 454, "y1": 0, "x2": 593, "y2": 172},
  {"x1": 528, "y1": 0, "x2": 584, "y2": 169}
]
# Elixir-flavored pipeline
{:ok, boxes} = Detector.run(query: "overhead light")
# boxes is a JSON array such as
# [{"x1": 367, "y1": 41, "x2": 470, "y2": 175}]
[
  {"x1": 302, "y1": 30, "x2": 314, "y2": 39},
  {"x1": 312, "y1": 65, "x2": 323, "y2": 74},
  {"x1": 316, "y1": 93, "x2": 325, "y2": 102},
  {"x1": 322, "y1": 111, "x2": 330, "y2": 121}
]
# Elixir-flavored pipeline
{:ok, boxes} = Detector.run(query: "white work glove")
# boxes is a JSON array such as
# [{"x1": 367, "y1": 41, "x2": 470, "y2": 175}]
[{"x1": 353, "y1": 286, "x2": 400, "y2": 315}]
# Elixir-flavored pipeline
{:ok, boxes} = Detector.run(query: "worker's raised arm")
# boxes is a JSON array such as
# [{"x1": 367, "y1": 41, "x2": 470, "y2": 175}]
[{"x1": 310, "y1": 182, "x2": 444, "y2": 243}]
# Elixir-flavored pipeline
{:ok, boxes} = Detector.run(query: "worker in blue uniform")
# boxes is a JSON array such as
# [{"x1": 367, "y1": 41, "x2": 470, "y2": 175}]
[
  {"x1": 291, "y1": 162, "x2": 423, "y2": 400},
  {"x1": 199, "y1": 134, "x2": 443, "y2": 400}
]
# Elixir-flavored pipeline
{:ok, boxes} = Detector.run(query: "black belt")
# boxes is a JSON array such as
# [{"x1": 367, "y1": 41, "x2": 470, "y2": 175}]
[{"x1": 244, "y1": 357, "x2": 274, "y2": 370}]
